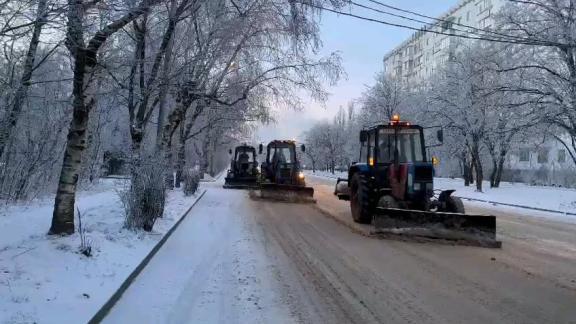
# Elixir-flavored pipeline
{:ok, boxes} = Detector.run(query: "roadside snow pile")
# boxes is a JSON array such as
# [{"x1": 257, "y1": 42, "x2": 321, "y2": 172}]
[
  {"x1": 436, "y1": 178, "x2": 576, "y2": 214},
  {"x1": 0, "y1": 179, "x2": 202, "y2": 324},
  {"x1": 305, "y1": 170, "x2": 347, "y2": 179}
]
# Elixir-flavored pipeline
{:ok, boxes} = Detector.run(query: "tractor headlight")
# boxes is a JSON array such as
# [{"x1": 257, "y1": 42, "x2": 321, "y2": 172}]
[
  {"x1": 298, "y1": 172, "x2": 305, "y2": 180},
  {"x1": 413, "y1": 183, "x2": 421, "y2": 191}
]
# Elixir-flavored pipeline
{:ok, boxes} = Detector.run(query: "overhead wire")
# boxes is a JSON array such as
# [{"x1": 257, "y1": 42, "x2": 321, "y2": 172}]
[
  {"x1": 357, "y1": 0, "x2": 546, "y2": 45},
  {"x1": 364, "y1": 0, "x2": 538, "y2": 44},
  {"x1": 297, "y1": 1, "x2": 562, "y2": 47}
]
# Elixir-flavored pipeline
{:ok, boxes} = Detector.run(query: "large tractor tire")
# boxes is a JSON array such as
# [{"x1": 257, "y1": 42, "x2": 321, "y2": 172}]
[
  {"x1": 350, "y1": 173, "x2": 375, "y2": 224},
  {"x1": 445, "y1": 196, "x2": 465, "y2": 214}
]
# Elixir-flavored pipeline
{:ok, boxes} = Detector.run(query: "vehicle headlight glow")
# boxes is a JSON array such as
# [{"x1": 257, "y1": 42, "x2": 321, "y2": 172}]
[{"x1": 298, "y1": 172, "x2": 305, "y2": 179}]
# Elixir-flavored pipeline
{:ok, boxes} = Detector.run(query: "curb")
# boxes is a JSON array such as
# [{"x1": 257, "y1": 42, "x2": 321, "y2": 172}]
[
  {"x1": 458, "y1": 196, "x2": 576, "y2": 217},
  {"x1": 88, "y1": 189, "x2": 207, "y2": 324}
]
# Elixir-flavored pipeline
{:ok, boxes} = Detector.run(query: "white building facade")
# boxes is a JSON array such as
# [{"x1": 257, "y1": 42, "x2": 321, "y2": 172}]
[
  {"x1": 382, "y1": 0, "x2": 576, "y2": 186},
  {"x1": 383, "y1": 0, "x2": 504, "y2": 85}
]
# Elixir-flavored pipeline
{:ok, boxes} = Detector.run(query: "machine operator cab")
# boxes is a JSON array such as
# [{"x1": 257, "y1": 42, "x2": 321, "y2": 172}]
[
  {"x1": 351, "y1": 114, "x2": 443, "y2": 206},
  {"x1": 259, "y1": 140, "x2": 306, "y2": 185}
]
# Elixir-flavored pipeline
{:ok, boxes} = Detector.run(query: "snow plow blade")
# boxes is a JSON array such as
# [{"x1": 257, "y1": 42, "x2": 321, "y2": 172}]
[
  {"x1": 258, "y1": 183, "x2": 315, "y2": 203},
  {"x1": 223, "y1": 177, "x2": 259, "y2": 189},
  {"x1": 373, "y1": 208, "x2": 501, "y2": 248}
]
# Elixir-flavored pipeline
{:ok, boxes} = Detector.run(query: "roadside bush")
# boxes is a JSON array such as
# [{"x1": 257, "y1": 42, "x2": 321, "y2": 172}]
[
  {"x1": 121, "y1": 160, "x2": 166, "y2": 232},
  {"x1": 76, "y1": 208, "x2": 92, "y2": 257},
  {"x1": 183, "y1": 169, "x2": 200, "y2": 196}
]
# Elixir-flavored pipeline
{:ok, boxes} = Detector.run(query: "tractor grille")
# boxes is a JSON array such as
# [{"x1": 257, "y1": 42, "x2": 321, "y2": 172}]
[
  {"x1": 280, "y1": 168, "x2": 292, "y2": 179},
  {"x1": 414, "y1": 165, "x2": 433, "y2": 181}
]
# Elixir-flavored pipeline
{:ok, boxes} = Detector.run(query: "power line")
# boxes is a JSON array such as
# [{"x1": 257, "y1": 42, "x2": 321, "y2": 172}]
[
  {"x1": 299, "y1": 1, "x2": 560, "y2": 47},
  {"x1": 358, "y1": 0, "x2": 545, "y2": 45}
]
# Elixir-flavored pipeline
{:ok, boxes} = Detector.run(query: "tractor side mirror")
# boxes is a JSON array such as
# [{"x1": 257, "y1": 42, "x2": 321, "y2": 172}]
[
  {"x1": 228, "y1": 149, "x2": 232, "y2": 155},
  {"x1": 436, "y1": 129, "x2": 444, "y2": 143},
  {"x1": 359, "y1": 130, "x2": 368, "y2": 142},
  {"x1": 301, "y1": 144, "x2": 306, "y2": 153},
  {"x1": 258, "y1": 144, "x2": 263, "y2": 154}
]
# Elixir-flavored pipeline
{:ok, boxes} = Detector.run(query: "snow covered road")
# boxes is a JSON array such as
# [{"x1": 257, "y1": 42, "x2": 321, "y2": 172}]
[
  {"x1": 103, "y1": 182, "x2": 298, "y2": 324},
  {"x1": 103, "y1": 177, "x2": 576, "y2": 324}
]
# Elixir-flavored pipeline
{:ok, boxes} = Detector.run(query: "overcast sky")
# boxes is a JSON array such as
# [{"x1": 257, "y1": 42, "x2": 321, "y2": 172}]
[{"x1": 255, "y1": 0, "x2": 459, "y2": 143}]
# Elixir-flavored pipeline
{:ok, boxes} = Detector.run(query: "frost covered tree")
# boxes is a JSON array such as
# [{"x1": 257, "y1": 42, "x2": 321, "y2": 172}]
[
  {"x1": 497, "y1": 0, "x2": 576, "y2": 166},
  {"x1": 359, "y1": 72, "x2": 404, "y2": 125}
]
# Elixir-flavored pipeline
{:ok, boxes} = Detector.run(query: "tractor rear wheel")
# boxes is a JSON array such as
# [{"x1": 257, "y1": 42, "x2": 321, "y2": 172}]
[
  {"x1": 350, "y1": 173, "x2": 375, "y2": 224},
  {"x1": 445, "y1": 196, "x2": 465, "y2": 214}
]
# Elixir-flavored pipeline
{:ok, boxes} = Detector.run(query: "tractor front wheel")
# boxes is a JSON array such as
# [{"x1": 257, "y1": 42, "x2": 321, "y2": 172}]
[{"x1": 350, "y1": 173, "x2": 375, "y2": 224}]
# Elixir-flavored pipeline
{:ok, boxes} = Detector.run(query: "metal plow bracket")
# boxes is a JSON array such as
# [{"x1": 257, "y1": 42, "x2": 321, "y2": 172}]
[{"x1": 373, "y1": 208, "x2": 500, "y2": 248}]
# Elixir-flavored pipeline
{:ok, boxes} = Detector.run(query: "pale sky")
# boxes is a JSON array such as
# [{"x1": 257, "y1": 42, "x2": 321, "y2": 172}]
[{"x1": 255, "y1": 0, "x2": 458, "y2": 143}]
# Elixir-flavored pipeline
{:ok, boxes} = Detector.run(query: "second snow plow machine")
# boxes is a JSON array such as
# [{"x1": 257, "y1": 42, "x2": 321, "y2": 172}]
[
  {"x1": 334, "y1": 115, "x2": 500, "y2": 247},
  {"x1": 223, "y1": 144, "x2": 259, "y2": 189},
  {"x1": 257, "y1": 140, "x2": 315, "y2": 202}
]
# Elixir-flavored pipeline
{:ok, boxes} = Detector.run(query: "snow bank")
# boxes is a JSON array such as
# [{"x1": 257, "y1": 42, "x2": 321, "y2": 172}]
[
  {"x1": 435, "y1": 178, "x2": 576, "y2": 215},
  {"x1": 304, "y1": 170, "x2": 347, "y2": 180},
  {"x1": 0, "y1": 179, "x2": 203, "y2": 324}
]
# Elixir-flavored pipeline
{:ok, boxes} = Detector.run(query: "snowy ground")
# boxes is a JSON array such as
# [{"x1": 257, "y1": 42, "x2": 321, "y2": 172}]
[
  {"x1": 103, "y1": 180, "x2": 296, "y2": 324},
  {"x1": 0, "y1": 179, "x2": 203, "y2": 324},
  {"x1": 305, "y1": 170, "x2": 576, "y2": 216}
]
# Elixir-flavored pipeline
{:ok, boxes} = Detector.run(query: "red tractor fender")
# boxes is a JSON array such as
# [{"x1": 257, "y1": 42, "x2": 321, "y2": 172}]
[{"x1": 388, "y1": 164, "x2": 408, "y2": 200}]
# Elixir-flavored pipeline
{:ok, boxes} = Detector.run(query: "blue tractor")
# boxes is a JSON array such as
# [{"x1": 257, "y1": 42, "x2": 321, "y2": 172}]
[{"x1": 334, "y1": 115, "x2": 499, "y2": 246}]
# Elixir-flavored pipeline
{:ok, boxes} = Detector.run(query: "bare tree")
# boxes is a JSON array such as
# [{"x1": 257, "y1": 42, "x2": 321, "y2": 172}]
[{"x1": 50, "y1": 0, "x2": 161, "y2": 235}]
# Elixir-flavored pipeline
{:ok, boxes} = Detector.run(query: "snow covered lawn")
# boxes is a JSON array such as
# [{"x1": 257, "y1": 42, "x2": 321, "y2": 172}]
[
  {"x1": 306, "y1": 170, "x2": 576, "y2": 215},
  {"x1": 434, "y1": 178, "x2": 576, "y2": 215},
  {"x1": 0, "y1": 179, "x2": 203, "y2": 324}
]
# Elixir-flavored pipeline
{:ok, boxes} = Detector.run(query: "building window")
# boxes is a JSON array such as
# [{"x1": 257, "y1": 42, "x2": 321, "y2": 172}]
[
  {"x1": 519, "y1": 149, "x2": 530, "y2": 162},
  {"x1": 558, "y1": 149, "x2": 566, "y2": 163},
  {"x1": 537, "y1": 149, "x2": 548, "y2": 164}
]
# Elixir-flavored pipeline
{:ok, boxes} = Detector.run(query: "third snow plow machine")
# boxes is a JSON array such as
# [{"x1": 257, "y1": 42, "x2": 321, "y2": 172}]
[
  {"x1": 257, "y1": 140, "x2": 315, "y2": 202},
  {"x1": 223, "y1": 144, "x2": 259, "y2": 189},
  {"x1": 334, "y1": 115, "x2": 500, "y2": 247}
]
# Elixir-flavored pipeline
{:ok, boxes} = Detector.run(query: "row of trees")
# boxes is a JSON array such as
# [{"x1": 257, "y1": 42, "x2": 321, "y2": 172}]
[
  {"x1": 304, "y1": 0, "x2": 576, "y2": 192},
  {"x1": 0, "y1": 0, "x2": 344, "y2": 234}
]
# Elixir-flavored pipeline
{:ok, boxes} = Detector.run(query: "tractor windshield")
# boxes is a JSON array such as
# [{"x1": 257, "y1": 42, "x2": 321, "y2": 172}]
[
  {"x1": 236, "y1": 148, "x2": 255, "y2": 162},
  {"x1": 378, "y1": 128, "x2": 424, "y2": 163},
  {"x1": 269, "y1": 146, "x2": 294, "y2": 164}
]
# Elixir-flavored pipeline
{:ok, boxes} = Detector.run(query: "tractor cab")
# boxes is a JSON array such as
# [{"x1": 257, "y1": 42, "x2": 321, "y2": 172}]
[
  {"x1": 232, "y1": 145, "x2": 258, "y2": 173},
  {"x1": 336, "y1": 115, "x2": 445, "y2": 210},
  {"x1": 357, "y1": 115, "x2": 436, "y2": 204},
  {"x1": 260, "y1": 140, "x2": 306, "y2": 186},
  {"x1": 223, "y1": 144, "x2": 259, "y2": 189}
]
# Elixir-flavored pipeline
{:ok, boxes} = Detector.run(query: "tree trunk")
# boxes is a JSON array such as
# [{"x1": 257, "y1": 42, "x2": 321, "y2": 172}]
[
  {"x1": 0, "y1": 0, "x2": 48, "y2": 158},
  {"x1": 462, "y1": 155, "x2": 471, "y2": 186},
  {"x1": 155, "y1": 24, "x2": 175, "y2": 148},
  {"x1": 51, "y1": 55, "x2": 97, "y2": 234},
  {"x1": 489, "y1": 159, "x2": 497, "y2": 188},
  {"x1": 175, "y1": 124, "x2": 186, "y2": 188},
  {"x1": 494, "y1": 149, "x2": 507, "y2": 188},
  {"x1": 470, "y1": 143, "x2": 483, "y2": 192}
]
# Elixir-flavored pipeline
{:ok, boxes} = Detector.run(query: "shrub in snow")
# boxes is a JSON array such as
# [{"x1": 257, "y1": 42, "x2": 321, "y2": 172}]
[
  {"x1": 183, "y1": 169, "x2": 200, "y2": 196},
  {"x1": 76, "y1": 208, "x2": 92, "y2": 257},
  {"x1": 122, "y1": 160, "x2": 166, "y2": 232}
]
